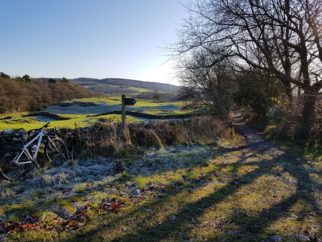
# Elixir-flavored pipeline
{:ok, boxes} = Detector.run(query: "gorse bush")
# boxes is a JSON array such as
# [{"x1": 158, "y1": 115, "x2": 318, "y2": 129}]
[{"x1": 0, "y1": 77, "x2": 92, "y2": 113}]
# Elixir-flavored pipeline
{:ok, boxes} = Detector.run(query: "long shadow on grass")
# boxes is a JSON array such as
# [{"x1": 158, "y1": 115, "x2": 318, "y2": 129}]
[
  {"x1": 109, "y1": 160, "x2": 279, "y2": 241},
  {"x1": 222, "y1": 154, "x2": 322, "y2": 241},
  {"x1": 62, "y1": 145, "x2": 259, "y2": 241},
  {"x1": 58, "y1": 124, "x2": 320, "y2": 241},
  {"x1": 102, "y1": 127, "x2": 320, "y2": 241},
  {"x1": 1, "y1": 142, "x2": 251, "y2": 235},
  {"x1": 64, "y1": 157, "x2": 281, "y2": 241}
]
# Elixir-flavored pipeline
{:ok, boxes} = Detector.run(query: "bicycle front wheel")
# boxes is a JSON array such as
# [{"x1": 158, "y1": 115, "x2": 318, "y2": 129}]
[
  {"x1": 45, "y1": 138, "x2": 69, "y2": 166},
  {"x1": 0, "y1": 158, "x2": 36, "y2": 181}
]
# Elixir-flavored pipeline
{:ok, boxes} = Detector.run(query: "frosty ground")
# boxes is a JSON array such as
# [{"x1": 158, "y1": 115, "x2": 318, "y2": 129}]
[{"x1": 0, "y1": 125, "x2": 321, "y2": 242}]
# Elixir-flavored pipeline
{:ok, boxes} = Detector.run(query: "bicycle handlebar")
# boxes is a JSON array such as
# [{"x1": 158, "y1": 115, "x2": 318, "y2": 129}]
[
  {"x1": 41, "y1": 122, "x2": 50, "y2": 129},
  {"x1": 27, "y1": 122, "x2": 51, "y2": 135}
]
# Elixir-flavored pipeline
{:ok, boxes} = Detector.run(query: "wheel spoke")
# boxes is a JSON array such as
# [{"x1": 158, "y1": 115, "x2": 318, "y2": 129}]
[{"x1": 45, "y1": 139, "x2": 68, "y2": 166}]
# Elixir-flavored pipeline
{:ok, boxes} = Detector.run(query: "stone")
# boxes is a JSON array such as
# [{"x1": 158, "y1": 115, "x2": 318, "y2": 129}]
[{"x1": 268, "y1": 235, "x2": 283, "y2": 242}]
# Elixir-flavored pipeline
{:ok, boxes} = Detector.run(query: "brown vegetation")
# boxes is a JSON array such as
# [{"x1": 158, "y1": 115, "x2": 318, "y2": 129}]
[
  {"x1": 0, "y1": 76, "x2": 92, "y2": 113},
  {"x1": 59, "y1": 116, "x2": 235, "y2": 159},
  {"x1": 264, "y1": 96, "x2": 322, "y2": 146}
]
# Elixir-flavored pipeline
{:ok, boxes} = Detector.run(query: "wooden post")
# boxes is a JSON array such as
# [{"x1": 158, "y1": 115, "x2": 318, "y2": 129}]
[{"x1": 121, "y1": 94, "x2": 126, "y2": 130}]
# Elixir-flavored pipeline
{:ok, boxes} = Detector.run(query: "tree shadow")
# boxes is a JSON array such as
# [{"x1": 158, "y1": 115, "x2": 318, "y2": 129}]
[
  {"x1": 63, "y1": 148, "x2": 264, "y2": 241},
  {"x1": 78, "y1": 126, "x2": 319, "y2": 241},
  {"x1": 0, "y1": 142, "x2": 248, "y2": 227},
  {"x1": 107, "y1": 161, "x2": 277, "y2": 241},
  {"x1": 65, "y1": 155, "x2": 282, "y2": 241},
  {"x1": 115, "y1": 154, "x2": 319, "y2": 241},
  {"x1": 3, "y1": 124, "x2": 321, "y2": 242}
]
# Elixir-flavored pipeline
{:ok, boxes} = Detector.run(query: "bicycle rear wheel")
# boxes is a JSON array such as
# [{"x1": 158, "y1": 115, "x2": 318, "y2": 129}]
[{"x1": 45, "y1": 138, "x2": 69, "y2": 166}]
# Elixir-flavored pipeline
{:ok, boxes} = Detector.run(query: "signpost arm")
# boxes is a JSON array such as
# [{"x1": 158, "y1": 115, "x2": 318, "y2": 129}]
[{"x1": 121, "y1": 94, "x2": 126, "y2": 130}]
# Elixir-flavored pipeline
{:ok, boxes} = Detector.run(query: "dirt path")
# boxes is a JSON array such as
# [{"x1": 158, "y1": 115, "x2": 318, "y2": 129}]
[{"x1": 231, "y1": 111, "x2": 302, "y2": 161}]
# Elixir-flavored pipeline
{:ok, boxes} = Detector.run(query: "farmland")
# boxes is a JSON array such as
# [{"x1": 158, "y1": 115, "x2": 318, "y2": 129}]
[{"x1": 0, "y1": 96, "x2": 192, "y2": 131}]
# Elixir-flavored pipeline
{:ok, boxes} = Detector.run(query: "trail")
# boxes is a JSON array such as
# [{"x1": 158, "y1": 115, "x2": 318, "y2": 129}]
[{"x1": 231, "y1": 110, "x2": 287, "y2": 156}]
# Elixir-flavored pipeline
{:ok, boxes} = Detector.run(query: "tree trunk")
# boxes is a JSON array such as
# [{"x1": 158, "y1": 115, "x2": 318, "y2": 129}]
[
  {"x1": 295, "y1": 89, "x2": 317, "y2": 143},
  {"x1": 283, "y1": 80, "x2": 293, "y2": 101}
]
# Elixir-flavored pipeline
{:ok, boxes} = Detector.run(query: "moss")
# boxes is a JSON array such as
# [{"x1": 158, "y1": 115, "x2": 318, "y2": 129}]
[
  {"x1": 57, "y1": 199, "x2": 77, "y2": 214},
  {"x1": 31, "y1": 189, "x2": 46, "y2": 200},
  {"x1": 39, "y1": 211, "x2": 58, "y2": 228},
  {"x1": 8, "y1": 230, "x2": 59, "y2": 242},
  {"x1": 74, "y1": 183, "x2": 89, "y2": 193}
]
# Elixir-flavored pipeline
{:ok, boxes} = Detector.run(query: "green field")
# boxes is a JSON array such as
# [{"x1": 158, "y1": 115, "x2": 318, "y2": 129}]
[
  {"x1": 70, "y1": 96, "x2": 187, "y2": 108},
  {"x1": 0, "y1": 113, "x2": 140, "y2": 131},
  {"x1": 0, "y1": 96, "x2": 191, "y2": 131}
]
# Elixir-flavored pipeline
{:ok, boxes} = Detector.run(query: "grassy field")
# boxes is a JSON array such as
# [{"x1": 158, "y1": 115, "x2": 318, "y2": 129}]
[
  {"x1": 0, "y1": 130, "x2": 320, "y2": 241},
  {"x1": 0, "y1": 113, "x2": 141, "y2": 131},
  {"x1": 68, "y1": 96, "x2": 187, "y2": 108},
  {"x1": 0, "y1": 96, "x2": 191, "y2": 131}
]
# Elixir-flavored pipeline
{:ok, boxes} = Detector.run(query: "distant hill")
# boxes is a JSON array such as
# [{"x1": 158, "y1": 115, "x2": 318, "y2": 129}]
[
  {"x1": 0, "y1": 76, "x2": 92, "y2": 114},
  {"x1": 71, "y1": 78, "x2": 180, "y2": 95}
]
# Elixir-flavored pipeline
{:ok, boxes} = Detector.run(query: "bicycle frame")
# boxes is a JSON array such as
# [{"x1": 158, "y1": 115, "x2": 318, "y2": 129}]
[{"x1": 11, "y1": 130, "x2": 46, "y2": 167}]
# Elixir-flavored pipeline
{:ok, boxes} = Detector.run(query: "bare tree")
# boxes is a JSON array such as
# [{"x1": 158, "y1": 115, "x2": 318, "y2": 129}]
[
  {"x1": 178, "y1": 0, "x2": 322, "y2": 141},
  {"x1": 179, "y1": 50, "x2": 236, "y2": 119}
]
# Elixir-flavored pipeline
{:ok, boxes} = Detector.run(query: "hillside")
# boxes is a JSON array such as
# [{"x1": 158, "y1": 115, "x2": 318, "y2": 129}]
[
  {"x1": 0, "y1": 76, "x2": 92, "y2": 113},
  {"x1": 71, "y1": 78, "x2": 180, "y2": 95}
]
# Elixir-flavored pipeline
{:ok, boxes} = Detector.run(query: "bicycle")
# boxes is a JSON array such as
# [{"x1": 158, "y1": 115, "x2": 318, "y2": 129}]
[{"x1": 0, "y1": 122, "x2": 69, "y2": 181}]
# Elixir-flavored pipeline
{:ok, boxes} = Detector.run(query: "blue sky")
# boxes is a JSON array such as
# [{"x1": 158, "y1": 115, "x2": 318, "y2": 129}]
[{"x1": 0, "y1": 0, "x2": 189, "y2": 85}]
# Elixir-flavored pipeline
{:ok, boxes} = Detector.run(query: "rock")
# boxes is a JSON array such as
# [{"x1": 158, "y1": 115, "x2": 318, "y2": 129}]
[
  {"x1": 130, "y1": 188, "x2": 141, "y2": 196},
  {"x1": 54, "y1": 206, "x2": 73, "y2": 219},
  {"x1": 0, "y1": 224, "x2": 5, "y2": 234},
  {"x1": 226, "y1": 230, "x2": 241, "y2": 236},
  {"x1": 291, "y1": 234, "x2": 311, "y2": 241},
  {"x1": 267, "y1": 235, "x2": 283, "y2": 242},
  {"x1": 2, "y1": 129, "x2": 14, "y2": 135}
]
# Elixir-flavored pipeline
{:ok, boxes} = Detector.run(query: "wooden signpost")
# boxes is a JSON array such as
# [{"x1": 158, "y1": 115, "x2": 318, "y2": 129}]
[{"x1": 121, "y1": 95, "x2": 137, "y2": 129}]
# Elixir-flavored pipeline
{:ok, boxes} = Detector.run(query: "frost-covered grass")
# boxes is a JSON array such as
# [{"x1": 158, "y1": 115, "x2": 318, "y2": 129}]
[
  {"x1": 0, "y1": 96, "x2": 191, "y2": 131},
  {"x1": 0, "y1": 113, "x2": 141, "y2": 131},
  {"x1": 1, "y1": 136, "x2": 321, "y2": 242},
  {"x1": 71, "y1": 96, "x2": 187, "y2": 108}
]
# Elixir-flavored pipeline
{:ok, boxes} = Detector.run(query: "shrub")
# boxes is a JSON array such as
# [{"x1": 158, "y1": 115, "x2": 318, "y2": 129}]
[
  {"x1": 131, "y1": 128, "x2": 164, "y2": 149},
  {"x1": 263, "y1": 96, "x2": 322, "y2": 146},
  {"x1": 148, "y1": 117, "x2": 233, "y2": 145},
  {"x1": 60, "y1": 117, "x2": 234, "y2": 159}
]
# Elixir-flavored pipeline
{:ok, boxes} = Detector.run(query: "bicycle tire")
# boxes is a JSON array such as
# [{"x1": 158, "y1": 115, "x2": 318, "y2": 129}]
[
  {"x1": 0, "y1": 159, "x2": 37, "y2": 181},
  {"x1": 45, "y1": 138, "x2": 69, "y2": 166}
]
